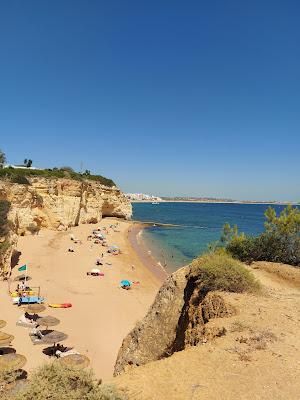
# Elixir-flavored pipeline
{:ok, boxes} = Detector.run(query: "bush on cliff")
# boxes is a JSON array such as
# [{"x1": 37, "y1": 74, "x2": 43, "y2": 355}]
[
  {"x1": 222, "y1": 206, "x2": 300, "y2": 266},
  {"x1": 0, "y1": 167, "x2": 115, "y2": 187},
  {"x1": 2, "y1": 363, "x2": 127, "y2": 400},
  {"x1": 191, "y1": 252, "x2": 260, "y2": 293}
]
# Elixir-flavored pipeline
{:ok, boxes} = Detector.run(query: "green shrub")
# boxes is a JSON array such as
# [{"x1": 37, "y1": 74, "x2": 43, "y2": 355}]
[
  {"x1": 11, "y1": 174, "x2": 30, "y2": 185},
  {"x1": 190, "y1": 252, "x2": 260, "y2": 293},
  {"x1": 5, "y1": 363, "x2": 127, "y2": 400},
  {"x1": 223, "y1": 206, "x2": 300, "y2": 266},
  {"x1": 0, "y1": 168, "x2": 115, "y2": 187}
]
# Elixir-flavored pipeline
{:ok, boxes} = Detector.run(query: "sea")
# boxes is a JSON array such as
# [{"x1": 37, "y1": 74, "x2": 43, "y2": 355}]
[{"x1": 132, "y1": 202, "x2": 290, "y2": 273}]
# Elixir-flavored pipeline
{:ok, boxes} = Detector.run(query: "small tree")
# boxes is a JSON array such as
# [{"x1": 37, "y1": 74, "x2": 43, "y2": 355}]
[
  {"x1": 0, "y1": 149, "x2": 6, "y2": 168},
  {"x1": 23, "y1": 159, "x2": 33, "y2": 167},
  {"x1": 223, "y1": 205, "x2": 300, "y2": 266}
]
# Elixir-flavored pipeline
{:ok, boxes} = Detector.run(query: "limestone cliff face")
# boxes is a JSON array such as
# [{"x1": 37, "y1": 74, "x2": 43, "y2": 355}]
[
  {"x1": 0, "y1": 177, "x2": 131, "y2": 235},
  {"x1": 114, "y1": 265, "x2": 233, "y2": 375},
  {"x1": 0, "y1": 177, "x2": 131, "y2": 275}
]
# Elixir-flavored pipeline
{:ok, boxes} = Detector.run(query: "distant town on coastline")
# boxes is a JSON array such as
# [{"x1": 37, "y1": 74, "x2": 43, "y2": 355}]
[{"x1": 125, "y1": 193, "x2": 299, "y2": 205}]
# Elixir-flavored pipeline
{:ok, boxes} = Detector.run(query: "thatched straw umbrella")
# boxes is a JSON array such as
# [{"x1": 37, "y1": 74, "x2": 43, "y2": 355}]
[
  {"x1": 14, "y1": 275, "x2": 32, "y2": 282},
  {"x1": 0, "y1": 320, "x2": 6, "y2": 329},
  {"x1": 57, "y1": 354, "x2": 90, "y2": 369},
  {"x1": 42, "y1": 331, "x2": 68, "y2": 346},
  {"x1": 37, "y1": 316, "x2": 60, "y2": 330},
  {"x1": 24, "y1": 304, "x2": 46, "y2": 314},
  {"x1": 0, "y1": 332, "x2": 14, "y2": 347},
  {"x1": 0, "y1": 354, "x2": 26, "y2": 371}
]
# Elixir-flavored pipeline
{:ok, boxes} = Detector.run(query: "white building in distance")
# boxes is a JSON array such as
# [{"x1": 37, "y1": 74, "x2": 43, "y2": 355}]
[{"x1": 126, "y1": 193, "x2": 163, "y2": 202}]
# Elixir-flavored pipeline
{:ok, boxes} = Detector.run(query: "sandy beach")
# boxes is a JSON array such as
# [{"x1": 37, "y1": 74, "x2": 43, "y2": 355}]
[{"x1": 0, "y1": 218, "x2": 163, "y2": 379}]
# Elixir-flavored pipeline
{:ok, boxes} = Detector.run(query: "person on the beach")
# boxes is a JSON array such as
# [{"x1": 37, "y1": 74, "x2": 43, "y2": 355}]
[{"x1": 131, "y1": 265, "x2": 135, "y2": 270}]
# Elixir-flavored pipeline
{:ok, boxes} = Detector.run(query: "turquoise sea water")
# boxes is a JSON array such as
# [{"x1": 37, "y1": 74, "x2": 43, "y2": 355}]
[{"x1": 132, "y1": 202, "x2": 289, "y2": 273}]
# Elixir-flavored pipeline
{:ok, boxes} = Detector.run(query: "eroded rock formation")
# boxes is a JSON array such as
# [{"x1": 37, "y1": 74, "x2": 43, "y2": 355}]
[
  {"x1": 114, "y1": 265, "x2": 234, "y2": 375},
  {"x1": 0, "y1": 177, "x2": 131, "y2": 275}
]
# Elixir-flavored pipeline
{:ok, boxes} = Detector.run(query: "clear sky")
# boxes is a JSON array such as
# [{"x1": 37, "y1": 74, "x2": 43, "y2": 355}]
[{"x1": 0, "y1": 1, "x2": 299, "y2": 201}]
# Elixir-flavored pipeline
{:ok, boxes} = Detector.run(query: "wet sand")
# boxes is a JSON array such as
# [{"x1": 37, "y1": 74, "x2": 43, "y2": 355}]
[
  {"x1": 0, "y1": 219, "x2": 161, "y2": 379},
  {"x1": 128, "y1": 223, "x2": 168, "y2": 282}
]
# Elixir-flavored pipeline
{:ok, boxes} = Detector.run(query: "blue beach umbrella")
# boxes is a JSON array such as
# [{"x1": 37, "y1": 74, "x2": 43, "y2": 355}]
[{"x1": 120, "y1": 280, "x2": 131, "y2": 287}]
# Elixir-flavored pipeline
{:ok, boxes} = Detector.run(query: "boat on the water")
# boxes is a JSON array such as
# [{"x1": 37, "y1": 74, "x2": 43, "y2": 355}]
[{"x1": 152, "y1": 202, "x2": 159, "y2": 205}]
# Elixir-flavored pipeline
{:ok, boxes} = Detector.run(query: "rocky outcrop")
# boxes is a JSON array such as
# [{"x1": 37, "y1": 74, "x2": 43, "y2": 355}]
[
  {"x1": 0, "y1": 229, "x2": 18, "y2": 278},
  {"x1": 0, "y1": 177, "x2": 131, "y2": 274},
  {"x1": 114, "y1": 265, "x2": 234, "y2": 375},
  {"x1": 0, "y1": 177, "x2": 131, "y2": 235}
]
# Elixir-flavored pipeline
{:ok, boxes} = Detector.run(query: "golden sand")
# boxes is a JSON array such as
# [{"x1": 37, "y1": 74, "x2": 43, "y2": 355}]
[{"x1": 0, "y1": 219, "x2": 160, "y2": 379}]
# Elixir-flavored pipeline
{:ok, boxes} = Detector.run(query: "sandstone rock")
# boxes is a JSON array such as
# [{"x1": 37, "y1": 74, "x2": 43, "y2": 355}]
[
  {"x1": 0, "y1": 178, "x2": 131, "y2": 235},
  {"x1": 0, "y1": 177, "x2": 131, "y2": 274},
  {"x1": 114, "y1": 265, "x2": 234, "y2": 375}
]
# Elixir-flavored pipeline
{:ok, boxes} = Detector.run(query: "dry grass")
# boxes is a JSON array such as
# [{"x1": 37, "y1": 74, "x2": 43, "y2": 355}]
[
  {"x1": 191, "y1": 253, "x2": 261, "y2": 294},
  {"x1": 251, "y1": 261, "x2": 300, "y2": 288},
  {"x1": 235, "y1": 329, "x2": 277, "y2": 352},
  {"x1": 2, "y1": 363, "x2": 127, "y2": 400},
  {"x1": 230, "y1": 320, "x2": 250, "y2": 333}
]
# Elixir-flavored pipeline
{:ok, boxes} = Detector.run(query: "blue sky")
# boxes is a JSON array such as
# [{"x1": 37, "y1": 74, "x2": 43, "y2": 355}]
[{"x1": 0, "y1": 1, "x2": 299, "y2": 201}]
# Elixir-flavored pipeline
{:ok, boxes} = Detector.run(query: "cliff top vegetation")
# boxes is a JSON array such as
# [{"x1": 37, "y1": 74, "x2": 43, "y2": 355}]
[
  {"x1": 190, "y1": 252, "x2": 260, "y2": 293},
  {"x1": 0, "y1": 167, "x2": 115, "y2": 187},
  {"x1": 1, "y1": 362, "x2": 127, "y2": 400}
]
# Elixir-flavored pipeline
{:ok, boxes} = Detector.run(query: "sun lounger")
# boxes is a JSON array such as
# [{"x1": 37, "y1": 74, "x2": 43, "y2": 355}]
[
  {"x1": 29, "y1": 328, "x2": 45, "y2": 344},
  {"x1": 56, "y1": 349, "x2": 80, "y2": 358},
  {"x1": 16, "y1": 314, "x2": 37, "y2": 328}
]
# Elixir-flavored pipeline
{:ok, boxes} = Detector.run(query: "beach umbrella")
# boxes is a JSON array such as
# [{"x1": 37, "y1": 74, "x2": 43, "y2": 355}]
[
  {"x1": 37, "y1": 316, "x2": 60, "y2": 329},
  {"x1": 14, "y1": 274, "x2": 32, "y2": 282},
  {"x1": 0, "y1": 332, "x2": 14, "y2": 347},
  {"x1": 120, "y1": 280, "x2": 131, "y2": 287},
  {"x1": 0, "y1": 354, "x2": 26, "y2": 371},
  {"x1": 0, "y1": 320, "x2": 6, "y2": 329},
  {"x1": 41, "y1": 331, "x2": 68, "y2": 345},
  {"x1": 24, "y1": 304, "x2": 46, "y2": 314},
  {"x1": 57, "y1": 354, "x2": 90, "y2": 369}
]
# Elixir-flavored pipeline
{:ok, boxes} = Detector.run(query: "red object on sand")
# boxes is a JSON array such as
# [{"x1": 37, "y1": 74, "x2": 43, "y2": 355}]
[{"x1": 49, "y1": 303, "x2": 72, "y2": 308}]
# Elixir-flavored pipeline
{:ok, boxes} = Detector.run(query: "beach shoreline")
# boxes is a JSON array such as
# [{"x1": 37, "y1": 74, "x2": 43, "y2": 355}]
[
  {"x1": 0, "y1": 218, "x2": 162, "y2": 379},
  {"x1": 131, "y1": 200, "x2": 299, "y2": 205},
  {"x1": 127, "y1": 223, "x2": 168, "y2": 283}
]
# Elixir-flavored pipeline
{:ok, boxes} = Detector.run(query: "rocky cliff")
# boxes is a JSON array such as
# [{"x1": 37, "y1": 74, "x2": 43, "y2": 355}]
[
  {"x1": 0, "y1": 177, "x2": 131, "y2": 275},
  {"x1": 114, "y1": 264, "x2": 233, "y2": 375},
  {"x1": 113, "y1": 263, "x2": 300, "y2": 399}
]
